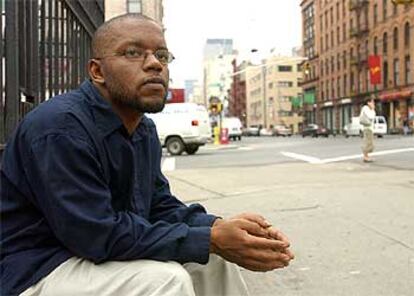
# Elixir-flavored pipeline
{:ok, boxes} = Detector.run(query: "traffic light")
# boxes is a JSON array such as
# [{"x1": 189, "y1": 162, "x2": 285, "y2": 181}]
[{"x1": 209, "y1": 102, "x2": 222, "y2": 114}]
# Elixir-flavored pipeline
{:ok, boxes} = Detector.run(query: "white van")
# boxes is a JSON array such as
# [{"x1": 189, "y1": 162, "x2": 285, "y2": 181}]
[
  {"x1": 344, "y1": 116, "x2": 387, "y2": 137},
  {"x1": 222, "y1": 117, "x2": 243, "y2": 141},
  {"x1": 146, "y1": 103, "x2": 212, "y2": 155}
]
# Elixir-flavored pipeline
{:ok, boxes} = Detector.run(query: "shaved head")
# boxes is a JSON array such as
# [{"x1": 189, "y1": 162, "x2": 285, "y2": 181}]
[{"x1": 91, "y1": 13, "x2": 160, "y2": 58}]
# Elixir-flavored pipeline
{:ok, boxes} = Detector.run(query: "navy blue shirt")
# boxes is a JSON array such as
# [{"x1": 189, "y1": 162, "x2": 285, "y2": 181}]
[{"x1": 0, "y1": 80, "x2": 216, "y2": 295}]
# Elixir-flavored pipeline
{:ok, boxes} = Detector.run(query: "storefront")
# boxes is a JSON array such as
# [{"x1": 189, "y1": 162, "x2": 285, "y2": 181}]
[
  {"x1": 322, "y1": 101, "x2": 334, "y2": 131},
  {"x1": 379, "y1": 90, "x2": 413, "y2": 131},
  {"x1": 338, "y1": 98, "x2": 353, "y2": 133}
]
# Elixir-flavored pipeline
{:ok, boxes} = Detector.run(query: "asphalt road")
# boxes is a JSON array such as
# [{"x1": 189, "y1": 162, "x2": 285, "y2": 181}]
[{"x1": 163, "y1": 135, "x2": 414, "y2": 296}]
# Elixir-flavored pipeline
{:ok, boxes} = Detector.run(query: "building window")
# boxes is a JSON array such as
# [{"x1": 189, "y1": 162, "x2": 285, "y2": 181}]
[
  {"x1": 405, "y1": 55, "x2": 411, "y2": 84},
  {"x1": 321, "y1": 81, "x2": 324, "y2": 100},
  {"x1": 127, "y1": 0, "x2": 142, "y2": 13},
  {"x1": 320, "y1": 60, "x2": 324, "y2": 76},
  {"x1": 331, "y1": 57, "x2": 335, "y2": 73},
  {"x1": 393, "y1": 58, "x2": 399, "y2": 86},
  {"x1": 374, "y1": 36, "x2": 378, "y2": 54},
  {"x1": 337, "y1": 53, "x2": 341, "y2": 71},
  {"x1": 278, "y1": 65, "x2": 292, "y2": 72},
  {"x1": 383, "y1": 32, "x2": 388, "y2": 54},
  {"x1": 393, "y1": 27, "x2": 399, "y2": 51},
  {"x1": 331, "y1": 30, "x2": 334, "y2": 47},
  {"x1": 336, "y1": 2, "x2": 340, "y2": 20},
  {"x1": 343, "y1": 23, "x2": 347, "y2": 42},
  {"x1": 343, "y1": 74, "x2": 347, "y2": 95},
  {"x1": 404, "y1": 22, "x2": 410, "y2": 48},
  {"x1": 278, "y1": 81, "x2": 293, "y2": 87},
  {"x1": 326, "y1": 59, "x2": 329, "y2": 74},
  {"x1": 393, "y1": 2, "x2": 397, "y2": 16},
  {"x1": 350, "y1": 72, "x2": 355, "y2": 92},
  {"x1": 337, "y1": 77, "x2": 341, "y2": 98},
  {"x1": 326, "y1": 81, "x2": 330, "y2": 99},
  {"x1": 343, "y1": 50, "x2": 347, "y2": 68},
  {"x1": 383, "y1": 61, "x2": 388, "y2": 88},
  {"x1": 373, "y1": 4, "x2": 378, "y2": 25},
  {"x1": 342, "y1": 0, "x2": 346, "y2": 17},
  {"x1": 382, "y1": 0, "x2": 387, "y2": 21},
  {"x1": 320, "y1": 15, "x2": 323, "y2": 31},
  {"x1": 337, "y1": 26, "x2": 340, "y2": 44}
]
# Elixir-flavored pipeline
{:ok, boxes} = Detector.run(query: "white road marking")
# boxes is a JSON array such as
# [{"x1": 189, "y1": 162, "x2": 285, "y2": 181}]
[
  {"x1": 238, "y1": 146, "x2": 254, "y2": 151},
  {"x1": 281, "y1": 147, "x2": 414, "y2": 164},
  {"x1": 280, "y1": 152, "x2": 322, "y2": 164},
  {"x1": 161, "y1": 157, "x2": 176, "y2": 172}
]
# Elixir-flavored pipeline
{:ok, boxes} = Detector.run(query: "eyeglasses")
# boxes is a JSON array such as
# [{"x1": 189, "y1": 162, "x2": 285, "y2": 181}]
[{"x1": 94, "y1": 47, "x2": 175, "y2": 65}]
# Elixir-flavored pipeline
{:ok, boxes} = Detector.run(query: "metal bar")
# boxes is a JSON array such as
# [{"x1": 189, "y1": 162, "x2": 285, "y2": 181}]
[
  {"x1": 40, "y1": 0, "x2": 46, "y2": 101},
  {"x1": 0, "y1": 0, "x2": 5, "y2": 143},
  {"x1": 66, "y1": 5, "x2": 72, "y2": 90},
  {"x1": 60, "y1": 0, "x2": 65, "y2": 92},
  {"x1": 64, "y1": 0, "x2": 100, "y2": 37},
  {"x1": 4, "y1": 0, "x2": 20, "y2": 142},
  {"x1": 18, "y1": 0, "x2": 26, "y2": 94},
  {"x1": 31, "y1": 0, "x2": 40, "y2": 103},
  {"x1": 47, "y1": 0, "x2": 53, "y2": 98},
  {"x1": 54, "y1": 0, "x2": 59, "y2": 95}
]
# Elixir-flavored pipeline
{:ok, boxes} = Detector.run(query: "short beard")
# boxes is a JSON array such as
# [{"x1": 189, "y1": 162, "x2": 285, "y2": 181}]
[{"x1": 105, "y1": 77, "x2": 166, "y2": 113}]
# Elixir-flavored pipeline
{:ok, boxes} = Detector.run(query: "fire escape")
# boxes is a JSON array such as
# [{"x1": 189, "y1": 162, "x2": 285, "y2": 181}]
[{"x1": 349, "y1": 0, "x2": 370, "y2": 99}]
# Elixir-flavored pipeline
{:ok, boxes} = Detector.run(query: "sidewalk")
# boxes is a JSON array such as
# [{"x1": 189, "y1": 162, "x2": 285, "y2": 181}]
[{"x1": 165, "y1": 162, "x2": 414, "y2": 296}]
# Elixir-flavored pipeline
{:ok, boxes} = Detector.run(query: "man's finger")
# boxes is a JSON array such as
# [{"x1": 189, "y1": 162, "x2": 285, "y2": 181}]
[
  {"x1": 245, "y1": 234, "x2": 290, "y2": 250},
  {"x1": 232, "y1": 213, "x2": 271, "y2": 228},
  {"x1": 267, "y1": 227, "x2": 290, "y2": 245},
  {"x1": 236, "y1": 219, "x2": 268, "y2": 237}
]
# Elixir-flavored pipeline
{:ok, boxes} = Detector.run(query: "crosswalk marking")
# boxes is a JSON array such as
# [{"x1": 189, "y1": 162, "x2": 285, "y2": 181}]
[{"x1": 281, "y1": 147, "x2": 414, "y2": 164}]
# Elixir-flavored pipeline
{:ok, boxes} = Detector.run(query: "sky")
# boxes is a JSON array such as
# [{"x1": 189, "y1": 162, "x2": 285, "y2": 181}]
[{"x1": 163, "y1": 0, "x2": 302, "y2": 88}]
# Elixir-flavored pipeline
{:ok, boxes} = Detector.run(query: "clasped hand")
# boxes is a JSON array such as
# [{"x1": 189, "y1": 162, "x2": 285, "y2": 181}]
[{"x1": 210, "y1": 213, "x2": 294, "y2": 272}]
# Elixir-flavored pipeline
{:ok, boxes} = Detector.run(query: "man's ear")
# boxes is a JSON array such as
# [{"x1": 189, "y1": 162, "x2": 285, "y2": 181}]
[{"x1": 88, "y1": 59, "x2": 105, "y2": 85}]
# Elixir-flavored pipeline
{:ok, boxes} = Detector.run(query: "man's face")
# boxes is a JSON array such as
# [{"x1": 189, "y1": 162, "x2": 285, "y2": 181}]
[{"x1": 100, "y1": 19, "x2": 170, "y2": 113}]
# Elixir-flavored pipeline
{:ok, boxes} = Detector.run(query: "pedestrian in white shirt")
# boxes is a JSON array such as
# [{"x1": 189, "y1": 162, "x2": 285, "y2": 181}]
[{"x1": 359, "y1": 98, "x2": 376, "y2": 162}]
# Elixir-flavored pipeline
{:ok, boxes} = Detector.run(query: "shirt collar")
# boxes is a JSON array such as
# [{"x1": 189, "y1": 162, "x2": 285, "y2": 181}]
[{"x1": 79, "y1": 80, "x2": 152, "y2": 137}]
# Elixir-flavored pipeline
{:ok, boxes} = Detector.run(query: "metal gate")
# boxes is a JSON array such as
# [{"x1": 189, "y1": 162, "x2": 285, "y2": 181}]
[{"x1": 0, "y1": 0, "x2": 104, "y2": 151}]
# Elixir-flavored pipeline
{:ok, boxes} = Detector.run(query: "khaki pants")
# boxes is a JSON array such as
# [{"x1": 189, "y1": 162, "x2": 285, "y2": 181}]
[
  {"x1": 362, "y1": 128, "x2": 374, "y2": 154},
  {"x1": 20, "y1": 255, "x2": 249, "y2": 296}
]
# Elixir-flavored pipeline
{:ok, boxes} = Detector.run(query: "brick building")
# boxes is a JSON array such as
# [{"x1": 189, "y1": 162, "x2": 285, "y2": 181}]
[
  {"x1": 300, "y1": 0, "x2": 414, "y2": 132},
  {"x1": 229, "y1": 59, "x2": 248, "y2": 127}
]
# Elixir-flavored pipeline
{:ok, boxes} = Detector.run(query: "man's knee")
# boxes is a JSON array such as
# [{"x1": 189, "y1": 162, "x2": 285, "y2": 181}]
[{"x1": 126, "y1": 260, "x2": 195, "y2": 295}]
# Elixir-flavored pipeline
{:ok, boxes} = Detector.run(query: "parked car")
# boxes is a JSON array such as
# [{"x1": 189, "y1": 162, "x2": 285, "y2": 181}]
[
  {"x1": 259, "y1": 128, "x2": 273, "y2": 136},
  {"x1": 272, "y1": 125, "x2": 293, "y2": 137},
  {"x1": 146, "y1": 103, "x2": 211, "y2": 155},
  {"x1": 302, "y1": 124, "x2": 331, "y2": 137},
  {"x1": 222, "y1": 117, "x2": 243, "y2": 141},
  {"x1": 243, "y1": 125, "x2": 260, "y2": 136},
  {"x1": 343, "y1": 116, "x2": 387, "y2": 138}
]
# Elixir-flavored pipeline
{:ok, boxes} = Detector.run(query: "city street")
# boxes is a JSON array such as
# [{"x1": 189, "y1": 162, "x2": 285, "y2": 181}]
[{"x1": 163, "y1": 135, "x2": 414, "y2": 296}]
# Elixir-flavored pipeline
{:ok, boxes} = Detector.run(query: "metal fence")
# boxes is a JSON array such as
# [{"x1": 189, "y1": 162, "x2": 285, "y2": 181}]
[{"x1": 0, "y1": 0, "x2": 104, "y2": 150}]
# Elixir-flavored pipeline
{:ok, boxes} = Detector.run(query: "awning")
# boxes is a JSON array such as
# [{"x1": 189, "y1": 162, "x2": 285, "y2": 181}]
[{"x1": 379, "y1": 90, "x2": 412, "y2": 101}]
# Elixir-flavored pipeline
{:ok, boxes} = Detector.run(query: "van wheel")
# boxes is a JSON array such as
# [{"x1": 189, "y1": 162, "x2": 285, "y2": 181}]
[
  {"x1": 185, "y1": 145, "x2": 199, "y2": 155},
  {"x1": 166, "y1": 137, "x2": 184, "y2": 155}
]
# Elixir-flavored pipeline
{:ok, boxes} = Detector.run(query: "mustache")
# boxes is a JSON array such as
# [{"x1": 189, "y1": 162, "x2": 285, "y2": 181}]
[{"x1": 143, "y1": 77, "x2": 167, "y2": 88}]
